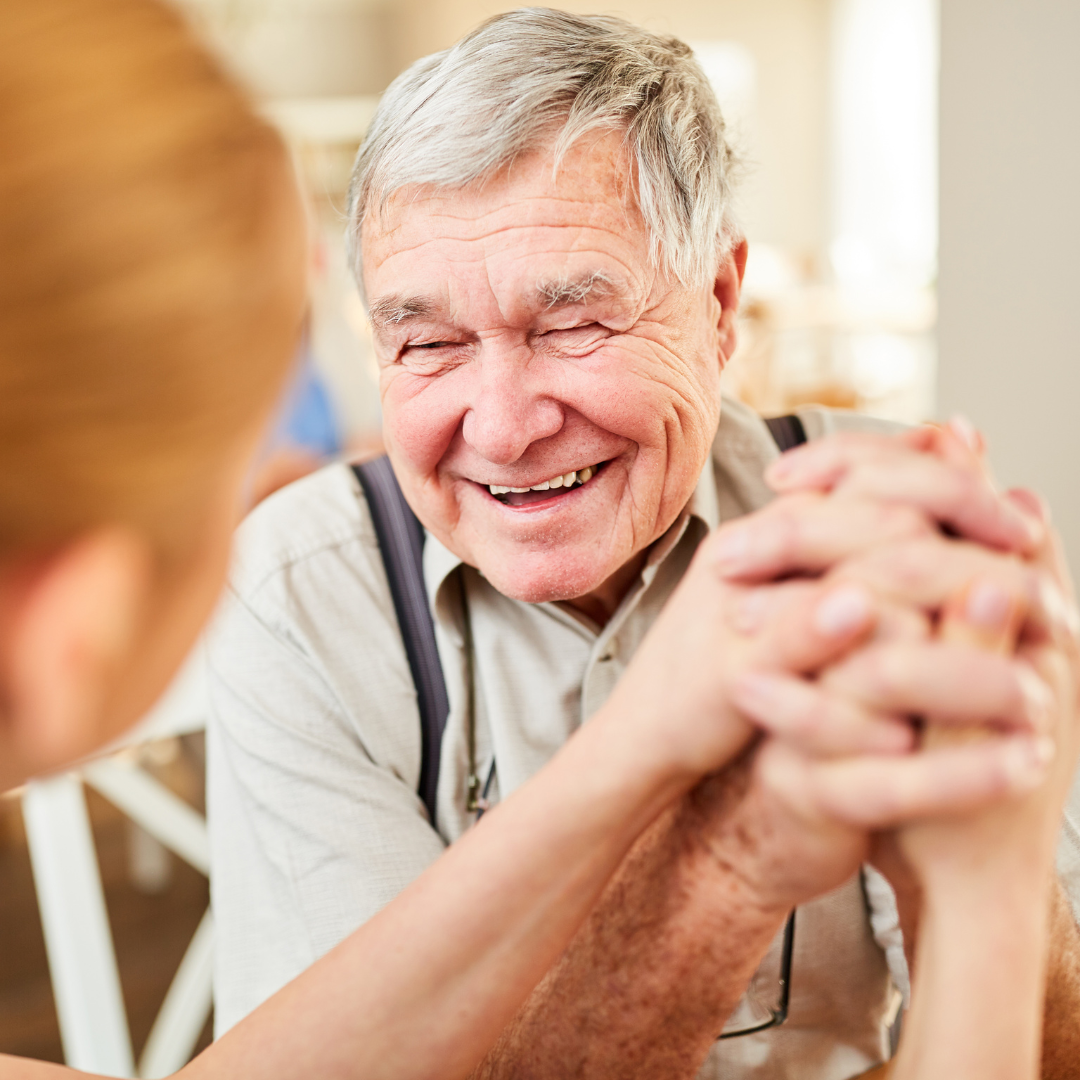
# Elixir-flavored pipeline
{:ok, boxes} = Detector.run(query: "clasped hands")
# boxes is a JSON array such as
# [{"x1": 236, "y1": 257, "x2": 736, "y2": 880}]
[
  {"x1": 735, "y1": 421, "x2": 1080, "y2": 920},
  {"x1": 616, "y1": 419, "x2": 1080, "y2": 924}
]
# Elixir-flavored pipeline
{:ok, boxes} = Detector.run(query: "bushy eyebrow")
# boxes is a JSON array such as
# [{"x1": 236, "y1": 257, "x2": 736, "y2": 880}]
[
  {"x1": 369, "y1": 271, "x2": 623, "y2": 333},
  {"x1": 368, "y1": 294, "x2": 434, "y2": 330},
  {"x1": 535, "y1": 271, "x2": 620, "y2": 310}
]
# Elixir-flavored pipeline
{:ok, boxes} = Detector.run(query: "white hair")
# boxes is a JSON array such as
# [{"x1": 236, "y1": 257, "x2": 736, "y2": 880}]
[{"x1": 346, "y1": 7, "x2": 741, "y2": 292}]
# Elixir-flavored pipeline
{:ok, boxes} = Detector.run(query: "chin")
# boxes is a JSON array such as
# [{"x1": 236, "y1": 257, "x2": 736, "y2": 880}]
[{"x1": 476, "y1": 547, "x2": 619, "y2": 605}]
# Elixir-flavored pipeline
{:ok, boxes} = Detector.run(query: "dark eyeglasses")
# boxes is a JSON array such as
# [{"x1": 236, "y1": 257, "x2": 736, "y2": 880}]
[{"x1": 717, "y1": 909, "x2": 796, "y2": 1040}]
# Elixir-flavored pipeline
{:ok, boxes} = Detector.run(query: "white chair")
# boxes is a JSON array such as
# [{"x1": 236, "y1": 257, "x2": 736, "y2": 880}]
[{"x1": 21, "y1": 650, "x2": 213, "y2": 1079}]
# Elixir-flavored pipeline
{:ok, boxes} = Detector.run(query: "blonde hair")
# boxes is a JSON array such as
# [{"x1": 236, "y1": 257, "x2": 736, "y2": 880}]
[{"x1": 0, "y1": 0, "x2": 301, "y2": 562}]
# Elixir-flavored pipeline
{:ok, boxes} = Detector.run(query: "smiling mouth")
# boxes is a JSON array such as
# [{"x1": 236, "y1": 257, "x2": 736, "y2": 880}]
[{"x1": 486, "y1": 461, "x2": 607, "y2": 507}]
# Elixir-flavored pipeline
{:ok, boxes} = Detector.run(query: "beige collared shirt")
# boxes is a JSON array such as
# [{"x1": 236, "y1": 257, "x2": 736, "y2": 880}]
[{"x1": 206, "y1": 398, "x2": 1080, "y2": 1078}]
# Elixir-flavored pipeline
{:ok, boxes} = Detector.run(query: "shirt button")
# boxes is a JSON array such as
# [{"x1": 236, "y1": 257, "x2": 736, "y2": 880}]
[{"x1": 598, "y1": 642, "x2": 618, "y2": 662}]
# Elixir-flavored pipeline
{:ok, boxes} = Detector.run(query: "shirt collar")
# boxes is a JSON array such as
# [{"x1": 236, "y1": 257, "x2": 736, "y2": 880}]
[{"x1": 424, "y1": 526, "x2": 465, "y2": 609}]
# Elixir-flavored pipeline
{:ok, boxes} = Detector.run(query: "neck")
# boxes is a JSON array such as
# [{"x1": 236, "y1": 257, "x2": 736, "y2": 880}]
[{"x1": 564, "y1": 550, "x2": 648, "y2": 628}]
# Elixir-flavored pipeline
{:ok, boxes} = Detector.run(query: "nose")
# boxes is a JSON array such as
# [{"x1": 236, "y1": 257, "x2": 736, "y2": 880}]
[{"x1": 461, "y1": 346, "x2": 564, "y2": 465}]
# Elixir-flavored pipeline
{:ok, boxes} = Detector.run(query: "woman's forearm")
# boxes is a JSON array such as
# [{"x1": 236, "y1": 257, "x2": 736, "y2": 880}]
[
  {"x1": 891, "y1": 871, "x2": 1051, "y2": 1080},
  {"x1": 187, "y1": 701, "x2": 704, "y2": 1080}
]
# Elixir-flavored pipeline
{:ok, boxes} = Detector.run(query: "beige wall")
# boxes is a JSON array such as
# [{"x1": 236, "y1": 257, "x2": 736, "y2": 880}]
[
  {"x1": 938, "y1": 0, "x2": 1080, "y2": 570},
  {"x1": 178, "y1": 0, "x2": 835, "y2": 260},
  {"x1": 386, "y1": 0, "x2": 833, "y2": 257},
  {"x1": 175, "y1": 0, "x2": 397, "y2": 96}
]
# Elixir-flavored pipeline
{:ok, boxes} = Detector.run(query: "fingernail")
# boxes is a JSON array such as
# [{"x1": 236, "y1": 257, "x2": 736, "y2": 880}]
[
  {"x1": 712, "y1": 525, "x2": 754, "y2": 578},
  {"x1": 948, "y1": 413, "x2": 980, "y2": 452},
  {"x1": 965, "y1": 579, "x2": 1012, "y2": 630},
  {"x1": 1003, "y1": 736, "x2": 1055, "y2": 791},
  {"x1": 1037, "y1": 574, "x2": 1080, "y2": 638},
  {"x1": 814, "y1": 584, "x2": 873, "y2": 638},
  {"x1": 1017, "y1": 667, "x2": 1053, "y2": 733}
]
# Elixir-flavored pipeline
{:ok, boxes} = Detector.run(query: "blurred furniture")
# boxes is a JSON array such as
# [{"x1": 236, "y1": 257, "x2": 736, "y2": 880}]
[
  {"x1": 21, "y1": 654, "x2": 211, "y2": 1079},
  {"x1": 724, "y1": 274, "x2": 937, "y2": 427}
]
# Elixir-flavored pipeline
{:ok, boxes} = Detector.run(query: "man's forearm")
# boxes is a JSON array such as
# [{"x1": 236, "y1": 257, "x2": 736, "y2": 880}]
[
  {"x1": 471, "y1": 766, "x2": 789, "y2": 1080},
  {"x1": 1042, "y1": 881, "x2": 1080, "y2": 1080}
]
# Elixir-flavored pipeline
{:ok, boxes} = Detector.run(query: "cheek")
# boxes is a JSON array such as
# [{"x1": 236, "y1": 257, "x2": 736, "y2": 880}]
[
  {"x1": 381, "y1": 368, "x2": 464, "y2": 478},
  {"x1": 572, "y1": 340, "x2": 722, "y2": 451}
]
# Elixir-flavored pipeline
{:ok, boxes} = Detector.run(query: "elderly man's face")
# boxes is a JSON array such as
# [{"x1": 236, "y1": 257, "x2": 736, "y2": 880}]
[{"x1": 362, "y1": 131, "x2": 745, "y2": 615}]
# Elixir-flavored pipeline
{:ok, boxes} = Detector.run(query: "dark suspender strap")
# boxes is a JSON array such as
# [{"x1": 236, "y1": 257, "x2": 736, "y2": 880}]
[
  {"x1": 353, "y1": 457, "x2": 449, "y2": 827},
  {"x1": 764, "y1": 413, "x2": 807, "y2": 453}
]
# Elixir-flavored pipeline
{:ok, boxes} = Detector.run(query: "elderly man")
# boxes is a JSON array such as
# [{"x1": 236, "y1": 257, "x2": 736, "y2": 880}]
[{"x1": 207, "y1": 9, "x2": 1080, "y2": 1078}]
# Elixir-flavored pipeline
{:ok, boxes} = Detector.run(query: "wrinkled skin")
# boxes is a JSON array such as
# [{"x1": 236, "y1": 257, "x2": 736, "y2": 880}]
[{"x1": 361, "y1": 130, "x2": 744, "y2": 620}]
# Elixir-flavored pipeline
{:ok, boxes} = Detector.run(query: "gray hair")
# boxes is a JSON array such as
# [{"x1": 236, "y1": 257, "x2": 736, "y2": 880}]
[{"x1": 346, "y1": 7, "x2": 740, "y2": 292}]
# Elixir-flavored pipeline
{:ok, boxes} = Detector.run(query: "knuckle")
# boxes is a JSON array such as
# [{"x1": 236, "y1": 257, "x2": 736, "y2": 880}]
[
  {"x1": 754, "y1": 496, "x2": 814, "y2": 563},
  {"x1": 884, "y1": 541, "x2": 932, "y2": 593},
  {"x1": 781, "y1": 490, "x2": 825, "y2": 514},
  {"x1": 834, "y1": 767, "x2": 897, "y2": 825},
  {"x1": 953, "y1": 469, "x2": 983, "y2": 507},
  {"x1": 791, "y1": 693, "x2": 828, "y2": 740},
  {"x1": 756, "y1": 742, "x2": 794, "y2": 796},
  {"x1": 944, "y1": 463, "x2": 991, "y2": 513},
  {"x1": 869, "y1": 782, "x2": 903, "y2": 823},
  {"x1": 772, "y1": 511, "x2": 802, "y2": 564},
  {"x1": 876, "y1": 503, "x2": 934, "y2": 542},
  {"x1": 884, "y1": 604, "x2": 932, "y2": 643},
  {"x1": 859, "y1": 646, "x2": 905, "y2": 701},
  {"x1": 1014, "y1": 661, "x2": 1053, "y2": 731},
  {"x1": 1034, "y1": 570, "x2": 1075, "y2": 635}
]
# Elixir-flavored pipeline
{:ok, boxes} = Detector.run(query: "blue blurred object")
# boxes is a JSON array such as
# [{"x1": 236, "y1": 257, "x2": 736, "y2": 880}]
[{"x1": 270, "y1": 347, "x2": 343, "y2": 458}]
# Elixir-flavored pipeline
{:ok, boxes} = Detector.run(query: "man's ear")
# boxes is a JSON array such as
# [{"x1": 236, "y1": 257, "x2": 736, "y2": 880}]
[
  {"x1": 714, "y1": 237, "x2": 749, "y2": 366},
  {"x1": 0, "y1": 528, "x2": 152, "y2": 781}
]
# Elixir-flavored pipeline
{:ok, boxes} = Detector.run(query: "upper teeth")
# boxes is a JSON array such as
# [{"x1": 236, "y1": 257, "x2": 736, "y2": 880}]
[{"x1": 489, "y1": 464, "x2": 597, "y2": 497}]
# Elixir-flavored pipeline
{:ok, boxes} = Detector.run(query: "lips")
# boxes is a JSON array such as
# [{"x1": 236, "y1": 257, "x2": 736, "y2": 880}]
[{"x1": 486, "y1": 461, "x2": 605, "y2": 507}]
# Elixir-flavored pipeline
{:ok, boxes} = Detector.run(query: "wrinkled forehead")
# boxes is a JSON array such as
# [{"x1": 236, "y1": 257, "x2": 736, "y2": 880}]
[{"x1": 358, "y1": 132, "x2": 655, "y2": 323}]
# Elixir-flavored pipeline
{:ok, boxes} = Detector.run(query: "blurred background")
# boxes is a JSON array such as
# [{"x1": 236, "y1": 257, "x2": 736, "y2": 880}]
[
  {"x1": 3, "y1": 0, "x2": 1078, "y2": 1073},
  {"x1": 188, "y1": 0, "x2": 942, "y2": 447}
]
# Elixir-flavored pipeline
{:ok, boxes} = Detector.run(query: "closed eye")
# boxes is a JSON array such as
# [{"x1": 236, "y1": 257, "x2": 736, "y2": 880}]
[
  {"x1": 534, "y1": 323, "x2": 612, "y2": 351},
  {"x1": 541, "y1": 322, "x2": 601, "y2": 335},
  {"x1": 397, "y1": 339, "x2": 469, "y2": 374}
]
